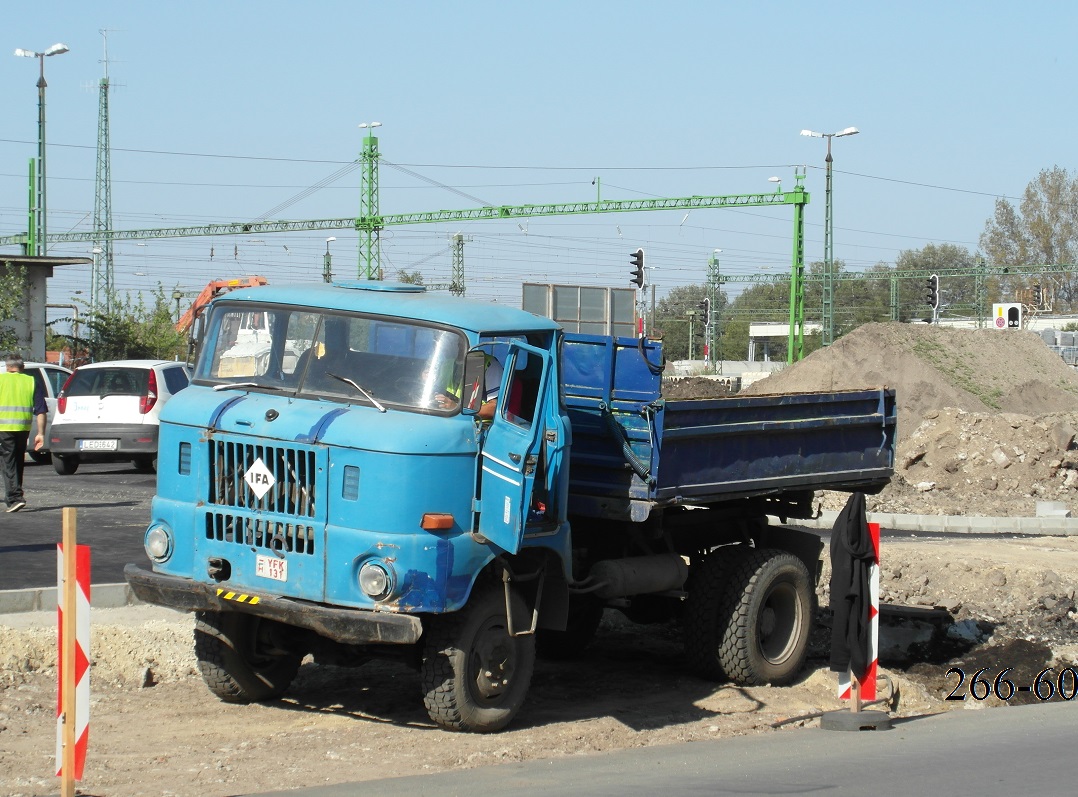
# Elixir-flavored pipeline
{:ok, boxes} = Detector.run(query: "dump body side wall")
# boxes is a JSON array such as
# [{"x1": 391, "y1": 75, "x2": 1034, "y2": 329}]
[{"x1": 561, "y1": 333, "x2": 896, "y2": 520}]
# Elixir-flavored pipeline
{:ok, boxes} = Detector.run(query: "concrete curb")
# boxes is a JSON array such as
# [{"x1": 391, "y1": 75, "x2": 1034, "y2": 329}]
[
  {"x1": 0, "y1": 582, "x2": 140, "y2": 617},
  {"x1": 2, "y1": 512, "x2": 1075, "y2": 616},
  {"x1": 800, "y1": 511, "x2": 1078, "y2": 536}
]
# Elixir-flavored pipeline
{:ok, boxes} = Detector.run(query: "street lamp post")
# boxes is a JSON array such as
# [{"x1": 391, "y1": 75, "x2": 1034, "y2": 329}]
[
  {"x1": 800, "y1": 126, "x2": 858, "y2": 346},
  {"x1": 323, "y1": 236, "x2": 336, "y2": 283},
  {"x1": 14, "y1": 43, "x2": 69, "y2": 256}
]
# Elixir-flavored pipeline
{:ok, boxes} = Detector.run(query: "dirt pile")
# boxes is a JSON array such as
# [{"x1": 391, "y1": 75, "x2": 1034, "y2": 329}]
[{"x1": 741, "y1": 323, "x2": 1078, "y2": 517}]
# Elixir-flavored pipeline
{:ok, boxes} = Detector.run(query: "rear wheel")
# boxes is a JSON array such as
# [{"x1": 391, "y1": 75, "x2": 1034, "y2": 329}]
[
  {"x1": 53, "y1": 454, "x2": 79, "y2": 475},
  {"x1": 421, "y1": 585, "x2": 535, "y2": 732},
  {"x1": 194, "y1": 611, "x2": 303, "y2": 703},
  {"x1": 685, "y1": 547, "x2": 814, "y2": 685}
]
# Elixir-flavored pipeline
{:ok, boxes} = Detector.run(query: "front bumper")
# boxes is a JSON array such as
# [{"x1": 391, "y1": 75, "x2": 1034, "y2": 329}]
[{"x1": 124, "y1": 563, "x2": 423, "y2": 645}]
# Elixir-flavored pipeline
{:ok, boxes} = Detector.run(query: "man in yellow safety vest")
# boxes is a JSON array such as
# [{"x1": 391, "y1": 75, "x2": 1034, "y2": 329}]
[{"x1": 0, "y1": 354, "x2": 47, "y2": 512}]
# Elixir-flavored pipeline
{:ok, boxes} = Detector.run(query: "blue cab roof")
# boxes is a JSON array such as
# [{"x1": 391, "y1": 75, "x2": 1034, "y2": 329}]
[{"x1": 217, "y1": 281, "x2": 560, "y2": 336}]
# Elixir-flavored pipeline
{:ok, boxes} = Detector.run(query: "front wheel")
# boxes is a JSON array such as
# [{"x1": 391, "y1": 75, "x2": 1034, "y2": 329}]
[
  {"x1": 194, "y1": 611, "x2": 303, "y2": 703},
  {"x1": 53, "y1": 454, "x2": 79, "y2": 475},
  {"x1": 684, "y1": 547, "x2": 814, "y2": 686},
  {"x1": 421, "y1": 585, "x2": 535, "y2": 732}
]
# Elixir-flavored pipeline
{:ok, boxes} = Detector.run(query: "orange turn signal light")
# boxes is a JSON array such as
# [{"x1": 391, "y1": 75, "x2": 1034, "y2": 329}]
[{"x1": 420, "y1": 513, "x2": 455, "y2": 531}]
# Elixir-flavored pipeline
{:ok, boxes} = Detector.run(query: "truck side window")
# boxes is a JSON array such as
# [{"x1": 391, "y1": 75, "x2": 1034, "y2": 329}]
[{"x1": 502, "y1": 352, "x2": 541, "y2": 429}]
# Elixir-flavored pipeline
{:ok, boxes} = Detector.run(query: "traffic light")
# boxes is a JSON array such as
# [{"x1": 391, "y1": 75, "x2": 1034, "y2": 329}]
[
  {"x1": 698, "y1": 297, "x2": 710, "y2": 327},
  {"x1": 629, "y1": 248, "x2": 645, "y2": 288},
  {"x1": 924, "y1": 274, "x2": 939, "y2": 309},
  {"x1": 1033, "y1": 283, "x2": 1042, "y2": 308}
]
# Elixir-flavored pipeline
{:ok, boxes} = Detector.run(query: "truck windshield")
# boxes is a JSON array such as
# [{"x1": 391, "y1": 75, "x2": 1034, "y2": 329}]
[{"x1": 195, "y1": 304, "x2": 466, "y2": 413}]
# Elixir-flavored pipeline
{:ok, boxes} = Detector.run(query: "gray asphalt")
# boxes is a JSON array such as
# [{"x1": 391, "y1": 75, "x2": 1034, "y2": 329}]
[
  {"x1": 0, "y1": 457, "x2": 154, "y2": 592},
  {"x1": 243, "y1": 701, "x2": 1077, "y2": 797}
]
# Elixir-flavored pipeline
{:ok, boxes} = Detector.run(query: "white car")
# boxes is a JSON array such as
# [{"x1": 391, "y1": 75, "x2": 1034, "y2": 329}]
[
  {"x1": 23, "y1": 361, "x2": 73, "y2": 464},
  {"x1": 49, "y1": 359, "x2": 191, "y2": 475}
]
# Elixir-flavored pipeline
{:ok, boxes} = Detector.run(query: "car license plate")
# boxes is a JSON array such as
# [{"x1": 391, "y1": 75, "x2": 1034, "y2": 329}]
[
  {"x1": 255, "y1": 554, "x2": 287, "y2": 582},
  {"x1": 79, "y1": 439, "x2": 118, "y2": 451}
]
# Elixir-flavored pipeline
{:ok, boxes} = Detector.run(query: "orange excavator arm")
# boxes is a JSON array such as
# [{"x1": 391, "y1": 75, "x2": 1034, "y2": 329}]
[{"x1": 176, "y1": 276, "x2": 268, "y2": 334}]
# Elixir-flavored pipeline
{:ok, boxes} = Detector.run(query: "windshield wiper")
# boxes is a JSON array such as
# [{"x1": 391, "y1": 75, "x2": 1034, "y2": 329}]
[
  {"x1": 326, "y1": 372, "x2": 387, "y2": 413},
  {"x1": 213, "y1": 381, "x2": 282, "y2": 392}
]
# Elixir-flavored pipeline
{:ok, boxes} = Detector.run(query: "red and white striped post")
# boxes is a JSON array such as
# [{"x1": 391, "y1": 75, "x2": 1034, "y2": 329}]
[
  {"x1": 837, "y1": 520, "x2": 880, "y2": 706},
  {"x1": 56, "y1": 507, "x2": 90, "y2": 794}
]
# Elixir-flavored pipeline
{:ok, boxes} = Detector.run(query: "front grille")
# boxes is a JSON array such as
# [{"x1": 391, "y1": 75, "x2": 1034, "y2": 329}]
[
  {"x1": 205, "y1": 511, "x2": 317, "y2": 555},
  {"x1": 208, "y1": 440, "x2": 317, "y2": 517}
]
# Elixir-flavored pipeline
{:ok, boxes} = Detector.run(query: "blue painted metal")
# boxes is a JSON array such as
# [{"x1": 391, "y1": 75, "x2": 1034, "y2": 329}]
[{"x1": 561, "y1": 332, "x2": 896, "y2": 520}]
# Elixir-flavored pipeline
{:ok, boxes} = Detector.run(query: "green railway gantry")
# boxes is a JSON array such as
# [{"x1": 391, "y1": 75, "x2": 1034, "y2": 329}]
[{"x1": 0, "y1": 138, "x2": 813, "y2": 361}]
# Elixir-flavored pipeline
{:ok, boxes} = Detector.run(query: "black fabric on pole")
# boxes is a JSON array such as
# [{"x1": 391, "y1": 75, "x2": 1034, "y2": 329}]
[{"x1": 828, "y1": 492, "x2": 873, "y2": 680}]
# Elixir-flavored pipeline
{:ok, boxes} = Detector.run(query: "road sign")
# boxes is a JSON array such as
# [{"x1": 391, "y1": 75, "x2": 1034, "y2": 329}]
[{"x1": 992, "y1": 303, "x2": 1022, "y2": 329}]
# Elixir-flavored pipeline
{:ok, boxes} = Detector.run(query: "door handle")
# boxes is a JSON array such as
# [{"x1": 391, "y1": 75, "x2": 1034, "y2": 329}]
[{"x1": 508, "y1": 452, "x2": 521, "y2": 463}]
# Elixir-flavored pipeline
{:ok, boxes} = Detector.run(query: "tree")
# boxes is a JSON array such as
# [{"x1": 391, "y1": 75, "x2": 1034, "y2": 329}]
[
  {"x1": 651, "y1": 283, "x2": 727, "y2": 362},
  {"x1": 894, "y1": 243, "x2": 978, "y2": 320},
  {"x1": 981, "y1": 166, "x2": 1078, "y2": 309},
  {"x1": 0, "y1": 263, "x2": 27, "y2": 351},
  {"x1": 61, "y1": 286, "x2": 188, "y2": 363}
]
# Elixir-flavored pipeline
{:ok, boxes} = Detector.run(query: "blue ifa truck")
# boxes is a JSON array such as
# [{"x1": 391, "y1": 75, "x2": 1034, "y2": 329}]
[{"x1": 126, "y1": 281, "x2": 896, "y2": 732}]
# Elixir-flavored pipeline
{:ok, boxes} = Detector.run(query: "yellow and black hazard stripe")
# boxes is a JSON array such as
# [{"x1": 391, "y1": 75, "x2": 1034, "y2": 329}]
[{"x1": 215, "y1": 588, "x2": 261, "y2": 605}]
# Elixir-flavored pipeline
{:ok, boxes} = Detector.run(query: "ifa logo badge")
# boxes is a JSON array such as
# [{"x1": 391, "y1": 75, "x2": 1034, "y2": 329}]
[{"x1": 244, "y1": 457, "x2": 275, "y2": 499}]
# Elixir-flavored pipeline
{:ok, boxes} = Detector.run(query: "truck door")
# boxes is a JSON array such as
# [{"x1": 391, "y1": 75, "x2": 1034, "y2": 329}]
[{"x1": 476, "y1": 341, "x2": 550, "y2": 554}]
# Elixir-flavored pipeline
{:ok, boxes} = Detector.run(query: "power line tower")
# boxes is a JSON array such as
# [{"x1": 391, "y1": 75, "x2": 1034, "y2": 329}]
[
  {"x1": 450, "y1": 233, "x2": 468, "y2": 296},
  {"x1": 358, "y1": 122, "x2": 382, "y2": 279},
  {"x1": 91, "y1": 30, "x2": 115, "y2": 317},
  {"x1": 706, "y1": 250, "x2": 721, "y2": 371}
]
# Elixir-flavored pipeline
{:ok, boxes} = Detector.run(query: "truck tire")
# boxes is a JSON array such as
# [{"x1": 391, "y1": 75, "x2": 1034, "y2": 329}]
[
  {"x1": 685, "y1": 547, "x2": 814, "y2": 686},
  {"x1": 421, "y1": 585, "x2": 535, "y2": 732},
  {"x1": 536, "y1": 598, "x2": 603, "y2": 660},
  {"x1": 53, "y1": 454, "x2": 79, "y2": 475},
  {"x1": 194, "y1": 611, "x2": 302, "y2": 703}
]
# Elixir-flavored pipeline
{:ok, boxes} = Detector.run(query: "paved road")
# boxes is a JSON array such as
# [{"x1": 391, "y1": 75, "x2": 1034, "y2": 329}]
[
  {"x1": 0, "y1": 455, "x2": 1051, "y2": 595},
  {"x1": 246, "y1": 701, "x2": 1077, "y2": 797},
  {"x1": 0, "y1": 457, "x2": 154, "y2": 591}
]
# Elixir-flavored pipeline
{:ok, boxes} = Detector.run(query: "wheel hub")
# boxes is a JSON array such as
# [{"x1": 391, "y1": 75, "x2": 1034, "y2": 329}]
[{"x1": 471, "y1": 622, "x2": 515, "y2": 701}]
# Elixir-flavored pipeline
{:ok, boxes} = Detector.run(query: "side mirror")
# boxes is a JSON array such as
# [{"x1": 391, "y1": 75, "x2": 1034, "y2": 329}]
[{"x1": 461, "y1": 350, "x2": 489, "y2": 415}]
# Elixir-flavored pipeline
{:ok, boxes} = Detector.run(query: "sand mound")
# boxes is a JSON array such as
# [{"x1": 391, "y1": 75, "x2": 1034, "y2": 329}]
[{"x1": 745, "y1": 322, "x2": 1078, "y2": 436}]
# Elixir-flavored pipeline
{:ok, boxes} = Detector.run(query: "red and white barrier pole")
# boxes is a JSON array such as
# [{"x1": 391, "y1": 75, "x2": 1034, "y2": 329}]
[
  {"x1": 837, "y1": 520, "x2": 880, "y2": 705},
  {"x1": 56, "y1": 507, "x2": 90, "y2": 795}
]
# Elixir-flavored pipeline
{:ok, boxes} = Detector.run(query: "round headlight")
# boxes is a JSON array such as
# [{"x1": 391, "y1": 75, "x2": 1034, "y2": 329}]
[
  {"x1": 145, "y1": 525, "x2": 172, "y2": 562},
  {"x1": 358, "y1": 561, "x2": 392, "y2": 600}
]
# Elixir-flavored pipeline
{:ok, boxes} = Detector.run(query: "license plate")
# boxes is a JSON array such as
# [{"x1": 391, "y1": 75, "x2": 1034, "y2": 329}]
[
  {"x1": 255, "y1": 554, "x2": 287, "y2": 582},
  {"x1": 79, "y1": 439, "x2": 118, "y2": 451}
]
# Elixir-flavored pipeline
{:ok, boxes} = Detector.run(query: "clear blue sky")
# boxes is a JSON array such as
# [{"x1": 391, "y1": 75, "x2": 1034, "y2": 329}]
[{"x1": 3, "y1": 1, "x2": 1075, "y2": 325}]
